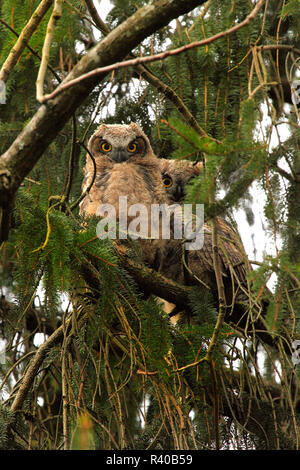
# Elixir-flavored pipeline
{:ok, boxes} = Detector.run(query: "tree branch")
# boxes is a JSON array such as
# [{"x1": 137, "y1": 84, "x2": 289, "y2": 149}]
[
  {"x1": 10, "y1": 322, "x2": 66, "y2": 413},
  {"x1": 0, "y1": 18, "x2": 61, "y2": 82},
  {"x1": 111, "y1": 243, "x2": 290, "y2": 355},
  {"x1": 36, "y1": 0, "x2": 63, "y2": 102},
  {"x1": 84, "y1": 0, "x2": 110, "y2": 35}
]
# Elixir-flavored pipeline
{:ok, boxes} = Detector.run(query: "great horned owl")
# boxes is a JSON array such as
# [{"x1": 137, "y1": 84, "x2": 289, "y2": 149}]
[
  {"x1": 80, "y1": 123, "x2": 168, "y2": 267},
  {"x1": 80, "y1": 123, "x2": 167, "y2": 216},
  {"x1": 160, "y1": 158, "x2": 203, "y2": 203},
  {"x1": 158, "y1": 158, "x2": 252, "y2": 326}
]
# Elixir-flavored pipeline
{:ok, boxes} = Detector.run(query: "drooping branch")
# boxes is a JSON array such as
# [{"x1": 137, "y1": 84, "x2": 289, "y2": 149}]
[
  {"x1": 7, "y1": 287, "x2": 297, "y2": 450},
  {"x1": 0, "y1": 0, "x2": 207, "y2": 244},
  {"x1": 10, "y1": 321, "x2": 66, "y2": 413}
]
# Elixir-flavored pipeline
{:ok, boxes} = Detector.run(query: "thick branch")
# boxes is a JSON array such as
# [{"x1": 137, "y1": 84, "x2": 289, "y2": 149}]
[{"x1": 114, "y1": 243, "x2": 191, "y2": 307}]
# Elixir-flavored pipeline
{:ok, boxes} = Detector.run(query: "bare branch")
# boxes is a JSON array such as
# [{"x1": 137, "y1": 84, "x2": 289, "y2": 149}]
[
  {"x1": 36, "y1": 0, "x2": 63, "y2": 102},
  {"x1": 84, "y1": 0, "x2": 110, "y2": 35},
  {"x1": 0, "y1": 18, "x2": 61, "y2": 82},
  {"x1": 257, "y1": 44, "x2": 300, "y2": 56}
]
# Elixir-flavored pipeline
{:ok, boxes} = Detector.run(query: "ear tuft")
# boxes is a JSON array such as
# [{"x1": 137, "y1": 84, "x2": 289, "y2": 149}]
[
  {"x1": 159, "y1": 158, "x2": 170, "y2": 172},
  {"x1": 193, "y1": 162, "x2": 203, "y2": 175},
  {"x1": 129, "y1": 122, "x2": 140, "y2": 132}
]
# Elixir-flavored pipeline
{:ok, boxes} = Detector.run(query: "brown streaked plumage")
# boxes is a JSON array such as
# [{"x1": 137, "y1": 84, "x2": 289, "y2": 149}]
[
  {"x1": 159, "y1": 158, "x2": 251, "y2": 325},
  {"x1": 79, "y1": 123, "x2": 168, "y2": 267},
  {"x1": 159, "y1": 158, "x2": 203, "y2": 204},
  {"x1": 80, "y1": 123, "x2": 167, "y2": 216}
]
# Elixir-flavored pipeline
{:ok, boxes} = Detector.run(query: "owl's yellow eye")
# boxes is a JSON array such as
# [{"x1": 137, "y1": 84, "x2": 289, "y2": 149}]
[
  {"x1": 127, "y1": 142, "x2": 137, "y2": 153},
  {"x1": 101, "y1": 142, "x2": 112, "y2": 152},
  {"x1": 163, "y1": 176, "x2": 173, "y2": 188}
]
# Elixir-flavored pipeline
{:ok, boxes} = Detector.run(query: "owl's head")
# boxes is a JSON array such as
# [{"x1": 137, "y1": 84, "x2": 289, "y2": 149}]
[
  {"x1": 88, "y1": 122, "x2": 154, "y2": 163},
  {"x1": 160, "y1": 158, "x2": 203, "y2": 203}
]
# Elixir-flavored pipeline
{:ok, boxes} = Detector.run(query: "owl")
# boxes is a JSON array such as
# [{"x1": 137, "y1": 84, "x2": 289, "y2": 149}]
[
  {"x1": 79, "y1": 123, "x2": 168, "y2": 267},
  {"x1": 159, "y1": 158, "x2": 203, "y2": 203},
  {"x1": 158, "y1": 158, "x2": 252, "y2": 326}
]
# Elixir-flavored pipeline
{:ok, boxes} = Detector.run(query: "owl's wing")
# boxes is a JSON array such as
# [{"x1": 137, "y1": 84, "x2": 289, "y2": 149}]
[
  {"x1": 185, "y1": 217, "x2": 249, "y2": 289},
  {"x1": 159, "y1": 216, "x2": 251, "y2": 317}
]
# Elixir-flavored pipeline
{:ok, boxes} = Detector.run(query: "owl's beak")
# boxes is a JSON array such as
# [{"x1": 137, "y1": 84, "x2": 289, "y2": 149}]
[
  {"x1": 175, "y1": 184, "x2": 184, "y2": 202},
  {"x1": 114, "y1": 149, "x2": 129, "y2": 163}
]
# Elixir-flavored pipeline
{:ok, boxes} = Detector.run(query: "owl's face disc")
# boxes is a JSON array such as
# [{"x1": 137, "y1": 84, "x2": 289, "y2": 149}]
[{"x1": 90, "y1": 123, "x2": 148, "y2": 163}]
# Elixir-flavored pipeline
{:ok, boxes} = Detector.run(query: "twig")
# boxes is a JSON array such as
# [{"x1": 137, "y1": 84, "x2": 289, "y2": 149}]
[
  {"x1": 257, "y1": 44, "x2": 300, "y2": 57},
  {"x1": 61, "y1": 315, "x2": 71, "y2": 451},
  {"x1": 36, "y1": 0, "x2": 63, "y2": 102},
  {"x1": 63, "y1": 115, "x2": 78, "y2": 203},
  {"x1": 85, "y1": 0, "x2": 110, "y2": 35},
  {"x1": 31, "y1": 199, "x2": 62, "y2": 253},
  {"x1": 0, "y1": 0, "x2": 53, "y2": 83},
  {"x1": 39, "y1": 0, "x2": 265, "y2": 103},
  {"x1": 0, "y1": 351, "x2": 36, "y2": 392},
  {"x1": 69, "y1": 142, "x2": 97, "y2": 212}
]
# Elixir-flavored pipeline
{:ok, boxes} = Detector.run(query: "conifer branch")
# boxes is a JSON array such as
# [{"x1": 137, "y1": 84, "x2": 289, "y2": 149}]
[
  {"x1": 0, "y1": 17, "x2": 61, "y2": 83},
  {"x1": 40, "y1": 0, "x2": 265, "y2": 103},
  {"x1": 114, "y1": 243, "x2": 192, "y2": 308},
  {"x1": 0, "y1": 0, "x2": 54, "y2": 84},
  {"x1": 84, "y1": 1, "x2": 209, "y2": 138}
]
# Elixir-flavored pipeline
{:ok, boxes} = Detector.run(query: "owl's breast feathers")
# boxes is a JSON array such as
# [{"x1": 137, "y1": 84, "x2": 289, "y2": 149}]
[{"x1": 79, "y1": 157, "x2": 167, "y2": 217}]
